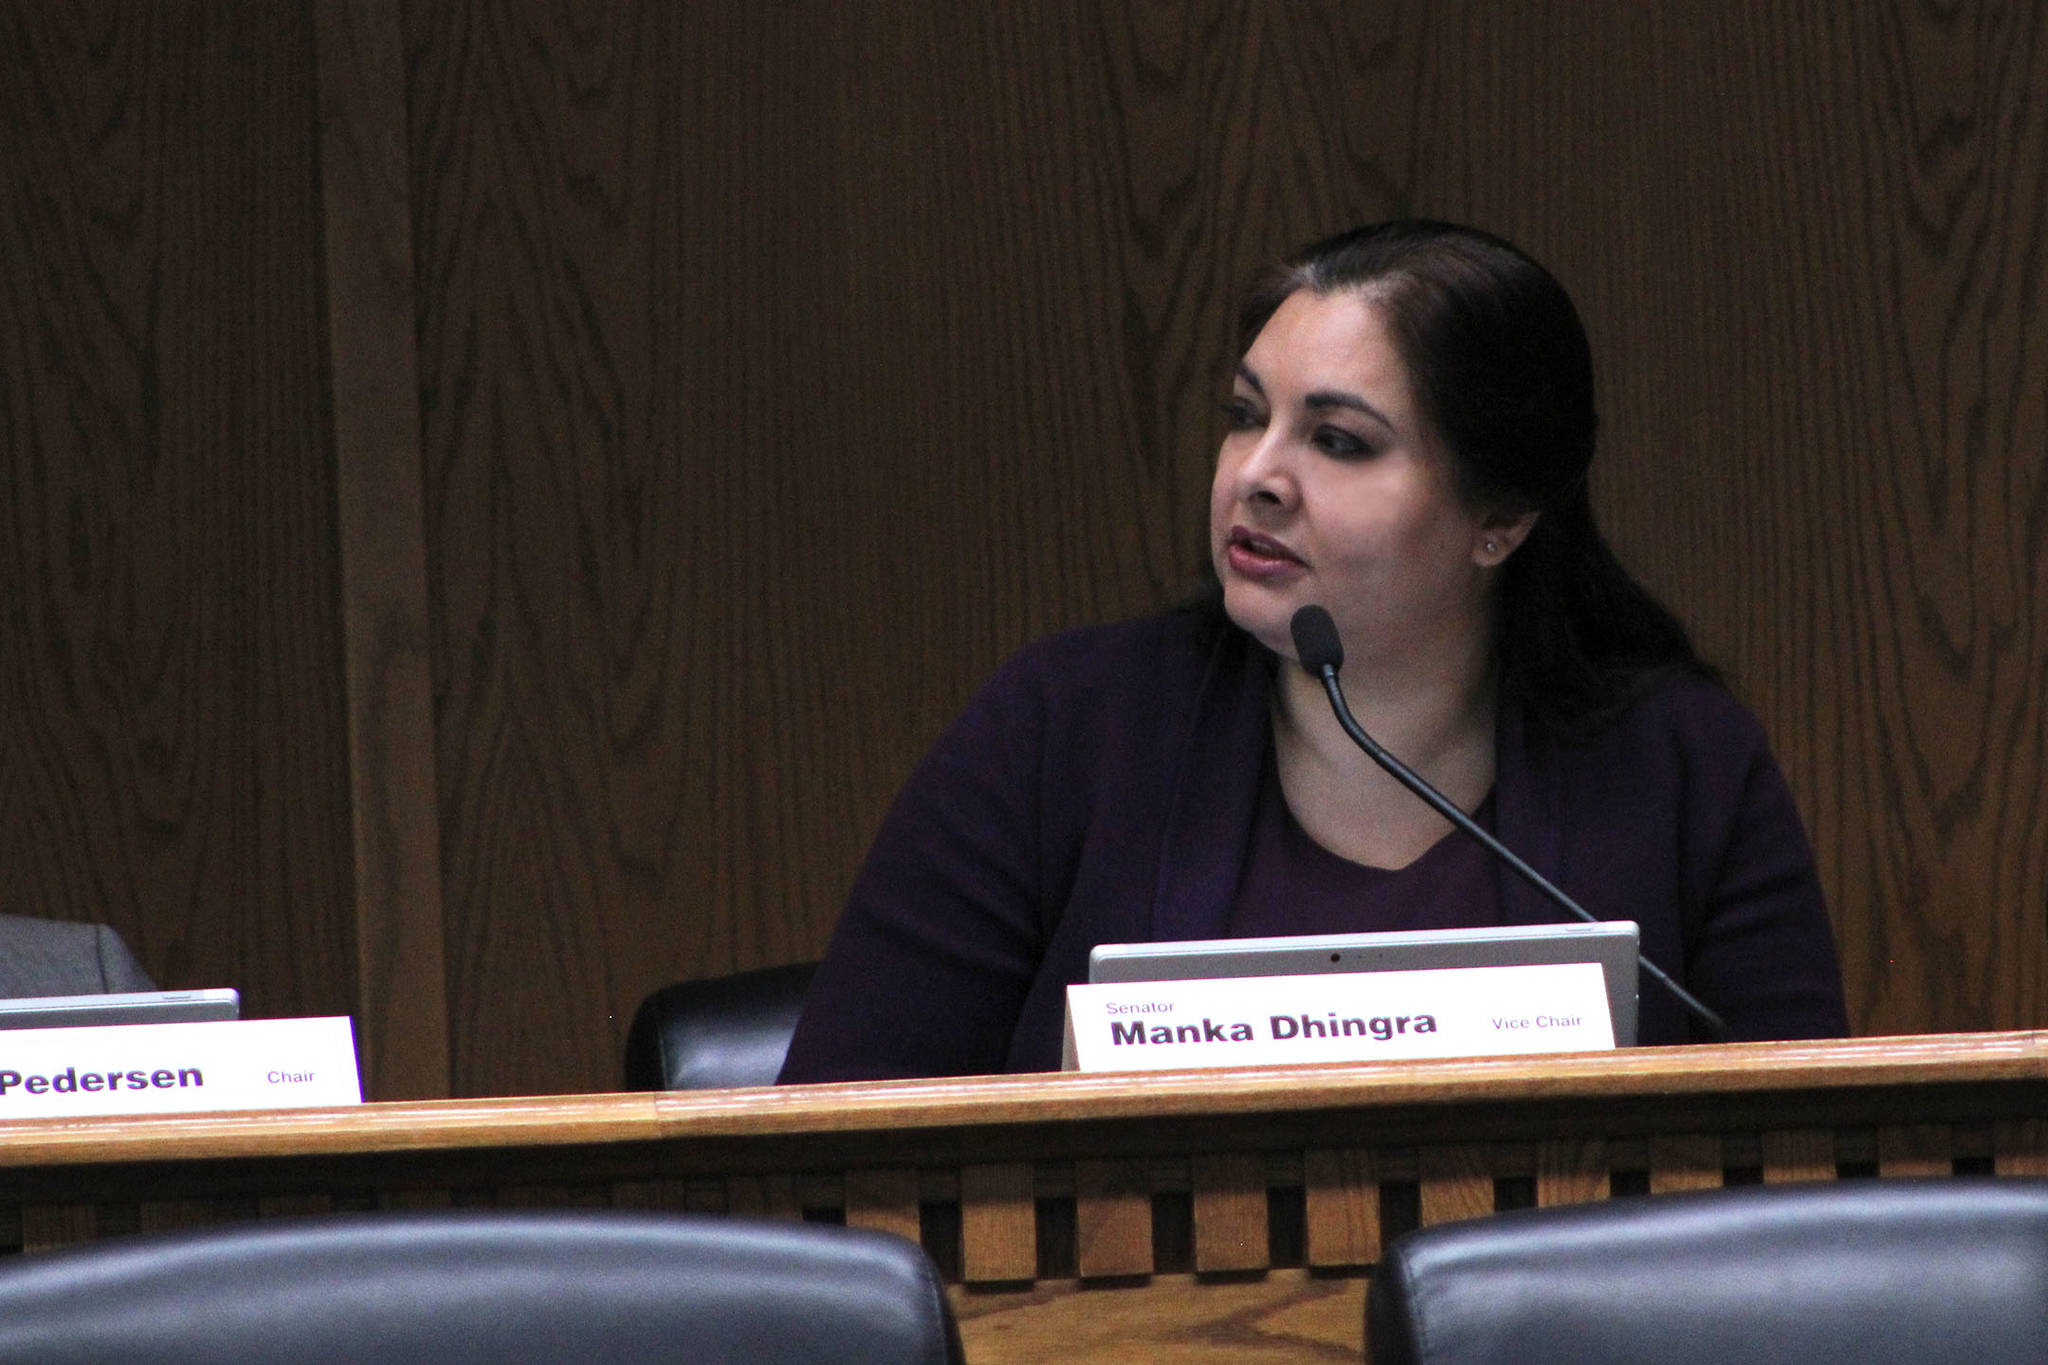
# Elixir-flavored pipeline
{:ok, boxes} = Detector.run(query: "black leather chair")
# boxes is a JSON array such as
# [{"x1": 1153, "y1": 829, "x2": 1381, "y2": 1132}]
[
  {"x1": 623, "y1": 962, "x2": 818, "y2": 1089},
  {"x1": 1368, "y1": 1178, "x2": 2048, "y2": 1364},
  {"x1": 0, "y1": 1208, "x2": 964, "y2": 1364}
]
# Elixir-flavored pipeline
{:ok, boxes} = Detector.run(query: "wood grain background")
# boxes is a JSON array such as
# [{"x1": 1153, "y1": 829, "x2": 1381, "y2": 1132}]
[
  {"x1": 2, "y1": 0, "x2": 2042, "y2": 1096},
  {"x1": 0, "y1": 3, "x2": 359, "y2": 1026}
]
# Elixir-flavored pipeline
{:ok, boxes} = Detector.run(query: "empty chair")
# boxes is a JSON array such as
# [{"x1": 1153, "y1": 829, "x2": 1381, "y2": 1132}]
[
  {"x1": 1368, "y1": 1178, "x2": 2048, "y2": 1365},
  {"x1": 624, "y1": 962, "x2": 818, "y2": 1090},
  {"x1": 0, "y1": 1209, "x2": 963, "y2": 1365}
]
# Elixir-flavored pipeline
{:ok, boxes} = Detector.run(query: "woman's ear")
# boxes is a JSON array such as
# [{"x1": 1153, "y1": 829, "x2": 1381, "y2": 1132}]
[{"x1": 1474, "y1": 510, "x2": 1539, "y2": 567}]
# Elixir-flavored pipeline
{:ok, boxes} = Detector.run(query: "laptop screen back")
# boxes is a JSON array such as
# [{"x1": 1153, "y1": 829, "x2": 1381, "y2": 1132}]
[{"x1": 0, "y1": 989, "x2": 242, "y2": 1032}]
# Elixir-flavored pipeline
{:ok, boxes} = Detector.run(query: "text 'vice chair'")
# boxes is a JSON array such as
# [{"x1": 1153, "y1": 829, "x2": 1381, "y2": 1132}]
[
  {"x1": 1368, "y1": 1177, "x2": 2048, "y2": 1365},
  {"x1": 0, "y1": 1208, "x2": 964, "y2": 1365}
]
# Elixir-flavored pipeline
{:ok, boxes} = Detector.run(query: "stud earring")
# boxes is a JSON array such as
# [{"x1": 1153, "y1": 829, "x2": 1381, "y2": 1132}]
[{"x1": 1484, "y1": 538, "x2": 1498, "y2": 554}]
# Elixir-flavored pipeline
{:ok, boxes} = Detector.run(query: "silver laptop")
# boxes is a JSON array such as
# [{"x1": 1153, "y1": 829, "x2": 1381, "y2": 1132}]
[
  {"x1": 0, "y1": 989, "x2": 242, "y2": 1032},
  {"x1": 1089, "y1": 922, "x2": 1640, "y2": 1045}
]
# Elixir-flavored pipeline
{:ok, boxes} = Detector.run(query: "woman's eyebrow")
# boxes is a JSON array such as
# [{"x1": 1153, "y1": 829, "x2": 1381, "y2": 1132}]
[
  {"x1": 1305, "y1": 389, "x2": 1395, "y2": 432},
  {"x1": 1234, "y1": 363, "x2": 1266, "y2": 397}
]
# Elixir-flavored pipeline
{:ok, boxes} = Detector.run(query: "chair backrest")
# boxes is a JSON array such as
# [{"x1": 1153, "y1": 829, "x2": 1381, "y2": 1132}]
[
  {"x1": 624, "y1": 962, "x2": 818, "y2": 1089},
  {"x1": 1368, "y1": 1177, "x2": 2048, "y2": 1365},
  {"x1": 0, "y1": 1209, "x2": 963, "y2": 1365}
]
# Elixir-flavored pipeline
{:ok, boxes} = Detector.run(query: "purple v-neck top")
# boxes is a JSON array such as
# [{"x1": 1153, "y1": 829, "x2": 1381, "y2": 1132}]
[
  {"x1": 1226, "y1": 751, "x2": 1503, "y2": 938},
  {"x1": 780, "y1": 610, "x2": 1849, "y2": 1081}
]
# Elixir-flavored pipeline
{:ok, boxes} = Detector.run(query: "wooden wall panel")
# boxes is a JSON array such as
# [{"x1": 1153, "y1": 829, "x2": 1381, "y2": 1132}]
[
  {"x1": 5, "y1": 0, "x2": 2042, "y2": 1098},
  {"x1": 402, "y1": 1, "x2": 1425, "y2": 1096},
  {"x1": 1484, "y1": 3, "x2": 2048, "y2": 1037},
  {"x1": 405, "y1": 1, "x2": 758, "y2": 1096},
  {"x1": 401, "y1": 0, "x2": 2048, "y2": 1093},
  {"x1": 0, "y1": 5, "x2": 356, "y2": 1022},
  {"x1": 315, "y1": 0, "x2": 450, "y2": 1099},
  {"x1": 1787, "y1": 1, "x2": 2048, "y2": 1036}
]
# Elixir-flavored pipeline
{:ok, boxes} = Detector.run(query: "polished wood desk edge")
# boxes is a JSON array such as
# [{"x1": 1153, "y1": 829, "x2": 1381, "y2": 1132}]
[
  {"x1": 0, "y1": 1091, "x2": 665, "y2": 1168},
  {"x1": 0, "y1": 1029, "x2": 2041, "y2": 1168}
]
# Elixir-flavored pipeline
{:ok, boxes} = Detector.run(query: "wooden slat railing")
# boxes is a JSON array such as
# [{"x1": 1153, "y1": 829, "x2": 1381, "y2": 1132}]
[{"x1": 2, "y1": 1032, "x2": 2046, "y2": 1361}]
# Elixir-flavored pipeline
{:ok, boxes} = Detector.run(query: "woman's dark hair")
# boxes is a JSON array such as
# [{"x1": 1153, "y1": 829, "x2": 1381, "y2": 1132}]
[{"x1": 1235, "y1": 219, "x2": 1713, "y2": 741}]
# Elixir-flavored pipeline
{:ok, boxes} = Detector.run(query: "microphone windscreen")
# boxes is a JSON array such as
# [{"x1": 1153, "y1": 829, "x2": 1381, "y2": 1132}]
[{"x1": 1289, "y1": 605, "x2": 1344, "y2": 673}]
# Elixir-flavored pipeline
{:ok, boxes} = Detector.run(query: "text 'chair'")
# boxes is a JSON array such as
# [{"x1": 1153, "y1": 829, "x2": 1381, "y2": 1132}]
[
  {"x1": 0, "y1": 1208, "x2": 964, "y2": 1365},
  {"x1": 624, "y1": 962, "x2": 817, "y2": 1089},
  {"x1": 1368, "y1": 1177, "x2": 2048, "y2": 1365}
]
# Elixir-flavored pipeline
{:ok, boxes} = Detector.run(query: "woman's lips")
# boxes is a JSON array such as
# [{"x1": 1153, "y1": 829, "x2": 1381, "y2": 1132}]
[{"x1": 1224, "y1": 526, "x2": 1306, "y2": 581}]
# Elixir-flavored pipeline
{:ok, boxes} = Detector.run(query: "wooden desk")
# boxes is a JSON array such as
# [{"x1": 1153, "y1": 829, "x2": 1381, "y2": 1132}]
[{"x1": 2, "y1": 1033, "x2": 2046, "y2": 1362}]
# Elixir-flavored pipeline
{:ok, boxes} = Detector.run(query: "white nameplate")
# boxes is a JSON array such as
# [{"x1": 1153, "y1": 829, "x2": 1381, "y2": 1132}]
[
  {"x1": 0, "y1": 1017, "x2": 361, "y2": 1118},
  {"x1": 1064, "y1": 962, "x2": 1613, "y2": 1072}
]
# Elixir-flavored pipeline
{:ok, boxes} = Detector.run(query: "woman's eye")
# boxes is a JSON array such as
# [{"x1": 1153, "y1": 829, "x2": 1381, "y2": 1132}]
[
  {"x1": 1222, "y1": 398, "x2": 1263, "y2": 430},
  {"x1": 1314, "y1": 425, "x2": 1372, "y2": 458}
]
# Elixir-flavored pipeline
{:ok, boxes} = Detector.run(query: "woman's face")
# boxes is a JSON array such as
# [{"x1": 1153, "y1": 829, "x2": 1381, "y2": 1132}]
[{"x1": 1209, "y1": 288, "x2": 1520, "y2": 671}]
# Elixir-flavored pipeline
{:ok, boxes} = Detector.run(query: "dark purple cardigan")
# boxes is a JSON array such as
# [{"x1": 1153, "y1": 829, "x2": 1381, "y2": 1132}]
[{"x1": 780, "y1": 610, "x2": 1849, "y2": 1081}]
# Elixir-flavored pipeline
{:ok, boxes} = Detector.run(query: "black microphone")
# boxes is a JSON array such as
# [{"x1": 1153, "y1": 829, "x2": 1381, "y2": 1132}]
[{"x1": 1287, "y1": 604, "x2": 1729, "y2": 1041}]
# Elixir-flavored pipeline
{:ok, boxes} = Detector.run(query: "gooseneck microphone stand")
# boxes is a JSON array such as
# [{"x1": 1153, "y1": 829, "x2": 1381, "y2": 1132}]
[{"x1": 1288, "y1": 604, "x2": 1728, "y2": 1041}]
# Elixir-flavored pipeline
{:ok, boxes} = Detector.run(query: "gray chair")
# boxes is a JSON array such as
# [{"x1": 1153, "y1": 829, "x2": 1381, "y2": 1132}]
[
  {"x1": 0, "y1": 914, "x2": 155, "y2": 997},
  {"x1": 624, "y1": 962, "x2": 817, "y2": 1089},
  {"x1": 1368, "y1": 1177, "x2": 2048, "y2": 1365},
  {"x1": 0, "y1": 1209, "x2": 964, "y2": 1365}
]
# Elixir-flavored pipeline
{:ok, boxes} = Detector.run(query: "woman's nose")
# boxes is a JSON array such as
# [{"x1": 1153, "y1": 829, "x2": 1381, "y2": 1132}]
[{"x1": 1235, "y1": 432, "x2": 1298, "y2": 508}]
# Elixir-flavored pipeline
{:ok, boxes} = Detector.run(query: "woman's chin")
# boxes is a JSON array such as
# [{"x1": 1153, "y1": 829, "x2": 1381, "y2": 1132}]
[{"x1": 1220, "y1": 588, "x2": 1303, "y2": 661}]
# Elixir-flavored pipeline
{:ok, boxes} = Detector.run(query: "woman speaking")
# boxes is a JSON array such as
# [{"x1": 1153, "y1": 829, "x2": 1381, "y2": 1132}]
[{"x1": 780, "y1": 220, "x2": 1848, "y2": 1082}]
